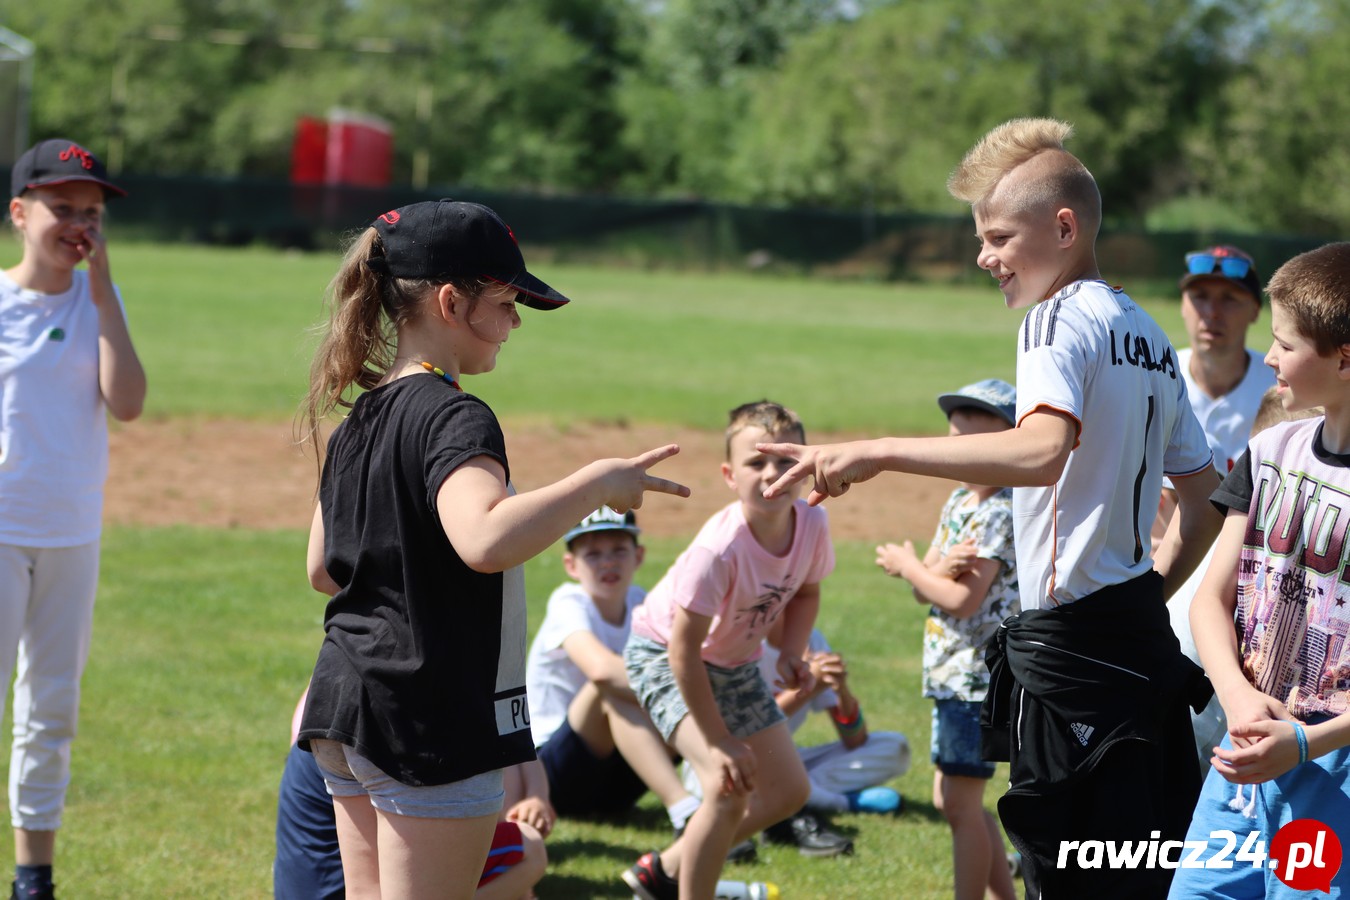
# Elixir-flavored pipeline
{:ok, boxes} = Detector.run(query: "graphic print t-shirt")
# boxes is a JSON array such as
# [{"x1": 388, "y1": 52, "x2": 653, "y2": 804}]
[
  {"x1": 1215, "y1": 417, "x2": 1350, "y2": 719},
  {"x1": 922, "y1": 487, "x2": 1020, "y2": 702},
  {"x1": 630, "y1": 500, "x2": 835, "y2": 668}
]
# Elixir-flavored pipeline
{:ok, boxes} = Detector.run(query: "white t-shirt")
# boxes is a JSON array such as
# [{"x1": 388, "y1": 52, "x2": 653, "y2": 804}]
[
  {"x1": 525, "y1": 581, "x2": 646, "y2": 747},
  {"x1": 0, "y1": 269, "x2": 115, "y2": 546},
  {"x1": 758, "y1": 628, "x2": 837, "y2": 734},
  {"x1": 1178, "y1": 347, "x2": 1275, "y2": 474},
  {"x1": 1014, "y1": 279, "x2": 1212, "y2": 608}
]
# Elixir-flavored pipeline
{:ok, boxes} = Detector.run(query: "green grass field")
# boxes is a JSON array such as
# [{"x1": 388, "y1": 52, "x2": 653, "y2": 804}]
[{"x1": 0, "y1": 241, "x2": 1271, "y2": 897}]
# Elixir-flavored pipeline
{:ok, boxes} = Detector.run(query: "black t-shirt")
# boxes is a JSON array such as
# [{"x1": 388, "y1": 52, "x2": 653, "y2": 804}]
[{"x1": 298, "y1": 375, "x2": 534, "y2": 786}]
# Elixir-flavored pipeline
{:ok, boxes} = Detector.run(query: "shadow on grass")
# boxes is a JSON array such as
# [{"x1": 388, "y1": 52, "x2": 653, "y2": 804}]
[
  {"x1": 536, "y1": 870, "x2": 636, "y2": 898},
  {"x1": 547, "y1": 835, "x2": 648, "y2": 867}
]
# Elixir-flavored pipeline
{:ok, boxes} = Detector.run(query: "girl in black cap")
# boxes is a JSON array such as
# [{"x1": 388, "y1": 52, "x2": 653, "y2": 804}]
[
  {"x1": 0, "y1": 139, "x2": 144, "y2": 900},
  {"x1": 297, "y1": 200, "x2": 688, "y2": 898}
]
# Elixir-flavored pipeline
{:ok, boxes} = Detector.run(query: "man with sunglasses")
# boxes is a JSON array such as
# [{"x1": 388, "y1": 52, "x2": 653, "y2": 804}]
[
  {"x1": 1157, "y1": 245, "x2": 1275, "y2": 773},
  {"x1": 1174, "y1": 245, "x2": 1274, "y2": 475}
]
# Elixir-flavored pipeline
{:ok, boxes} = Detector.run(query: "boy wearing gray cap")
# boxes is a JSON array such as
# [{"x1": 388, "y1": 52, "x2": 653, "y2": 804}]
[{"x1": 876, "y1": 379, "x2": 1020, "y2": 900}]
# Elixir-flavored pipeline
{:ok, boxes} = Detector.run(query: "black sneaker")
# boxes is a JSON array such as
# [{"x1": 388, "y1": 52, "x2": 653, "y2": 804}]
[
  {"x1": 621, "y1": 850, "x2": 679, "y2": 900},
  {"x1": 11, "y1": 881, "x2": 55, "y2": 900},
  {"x1": 763, "y1": 810, "x2": 854, "y2": 857},
  {"x1": 674, "y1": 825, "x2": 758, "y2": 863}
]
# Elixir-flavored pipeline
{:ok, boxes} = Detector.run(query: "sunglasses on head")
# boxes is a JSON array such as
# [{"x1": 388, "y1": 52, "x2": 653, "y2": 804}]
[{"x1": 1185, "y1": 252, "x2": 1252, "y2": 281}]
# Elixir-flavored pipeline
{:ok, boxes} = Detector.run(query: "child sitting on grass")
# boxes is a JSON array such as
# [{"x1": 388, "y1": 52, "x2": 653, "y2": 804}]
[{"x1": 525, "y1": 507, "x2": 701, "y2": 834}]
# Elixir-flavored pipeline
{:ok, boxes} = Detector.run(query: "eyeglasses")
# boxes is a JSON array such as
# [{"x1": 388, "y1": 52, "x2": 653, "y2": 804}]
[{"x1": 1186, "y1": 252, "x2": 1252, "y2": 281}]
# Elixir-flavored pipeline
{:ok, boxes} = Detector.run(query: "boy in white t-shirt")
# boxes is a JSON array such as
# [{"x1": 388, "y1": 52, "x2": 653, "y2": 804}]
[
  {"x1": 622, "y1": 400, "x2": 833, "y2": 900},
  {"x1": 525, "y1": 507, "x2": 700, "y2": 834},
  {"x1": 759, "y1": 119, "x2": 1223, "y2": 898}
]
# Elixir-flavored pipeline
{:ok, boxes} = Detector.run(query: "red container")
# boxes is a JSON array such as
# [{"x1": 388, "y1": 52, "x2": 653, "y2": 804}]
[{"x1": 325, "y1": 110, "x2": 392, "y2": 188}]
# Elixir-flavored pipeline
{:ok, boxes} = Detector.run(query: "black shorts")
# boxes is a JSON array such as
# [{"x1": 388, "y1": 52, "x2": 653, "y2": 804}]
[{"x1": 536, "y1": 718, "x2": 649, "y2": 816}]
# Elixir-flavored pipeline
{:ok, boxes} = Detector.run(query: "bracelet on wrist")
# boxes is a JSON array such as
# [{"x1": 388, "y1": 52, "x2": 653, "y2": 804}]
[{"x1": 1292, "y1": 721, "x2": 1309, "y2": 765}]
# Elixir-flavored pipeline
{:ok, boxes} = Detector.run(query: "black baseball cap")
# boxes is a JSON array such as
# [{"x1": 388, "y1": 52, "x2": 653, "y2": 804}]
[
  {"x1": 1180, "y1": 245, "x2": 1262, "y2": 305},
  {"x1": 11, "y1": 139, "x2": 126, "y2": 199},
  {"x1": 371, "y1": 200, "x2": 568, "y2": 310}
]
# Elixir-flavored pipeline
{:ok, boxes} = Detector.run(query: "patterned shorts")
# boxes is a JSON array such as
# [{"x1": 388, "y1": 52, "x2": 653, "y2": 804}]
[{"x1": 623, "y1": 635, "x2": 785, "y2": 742}]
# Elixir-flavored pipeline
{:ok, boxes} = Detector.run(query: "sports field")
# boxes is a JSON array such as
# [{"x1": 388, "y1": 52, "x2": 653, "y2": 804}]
[{"x1": 0, "y1": 241, "x2": 1251, "y2": 898}]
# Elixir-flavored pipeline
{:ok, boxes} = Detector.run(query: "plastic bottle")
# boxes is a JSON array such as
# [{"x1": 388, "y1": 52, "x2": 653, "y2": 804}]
[{"x1": 713, "y1": 879, "x2": 781, "y2": 900}]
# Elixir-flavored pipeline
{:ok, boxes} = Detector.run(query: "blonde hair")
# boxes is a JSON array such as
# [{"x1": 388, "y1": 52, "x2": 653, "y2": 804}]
[
  {"x1": 1250, "y1": 385, "x2": 1321, "y2": 437},
  {"x1": 948, "y1": 118, "x2": 1101, "y2": 238},
  {"x1": 1266, "y1": 242, "x2": 1350, "y2": 356},
  {"x1": 725, "y1": 400, "x2": 805, "y2": 458},
  {"x1": 298, "y1": 227, "x2": 481, "y2": 448}
]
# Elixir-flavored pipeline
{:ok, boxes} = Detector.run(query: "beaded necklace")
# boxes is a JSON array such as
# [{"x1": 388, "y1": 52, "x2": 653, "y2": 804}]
[{"x1": 419, "y1": 361, "x2": 462, "y2": 391}]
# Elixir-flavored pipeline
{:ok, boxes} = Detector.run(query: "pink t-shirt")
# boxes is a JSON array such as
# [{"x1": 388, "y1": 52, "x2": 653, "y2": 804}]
[{"x1": 630, "y1": 500, "x2": 835, "y2": 667}]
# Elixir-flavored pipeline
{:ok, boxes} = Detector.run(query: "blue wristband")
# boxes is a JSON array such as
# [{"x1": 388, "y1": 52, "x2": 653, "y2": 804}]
[{"x1": 1293, "y1": 721, "x2": 1309, "y2": 765}]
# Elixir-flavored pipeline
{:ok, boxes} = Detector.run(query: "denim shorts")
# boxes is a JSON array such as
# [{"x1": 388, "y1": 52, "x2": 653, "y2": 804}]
[
  {"x1": 930, "y1": 698, "x2": 996, "y2": 779},
  {"x1": 624, "y1": 635, "x2": 785, "y2": 742},
  {"x1": 309, "y1": 739, "x2": 504, "y2": 819}
]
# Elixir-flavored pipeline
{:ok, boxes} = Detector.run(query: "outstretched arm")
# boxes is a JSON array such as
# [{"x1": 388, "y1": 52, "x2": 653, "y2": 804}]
[
  {"x1": 438, "y1": 445, "x2": 690, "y2": 573},
  {"x1": 759, "y1": 409, "x2": 1076, "y2": 506}
]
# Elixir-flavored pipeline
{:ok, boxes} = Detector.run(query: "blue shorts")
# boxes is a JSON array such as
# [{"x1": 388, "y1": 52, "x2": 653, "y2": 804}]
[
  {"x1": 309, "y1": 739, "x2": 504, "y2": 820},
  {"x1": 1167, "y1": 727, "x2": 1350, "y2": 899},
  {"x1": 931, "y1": 698, "x2": 996, "y2": 779},
  {"x1": 624, "y1": 635, "x2": 785, "y2": 742},
  {"x1": 274, "y1": 744, "x2": 344, "y2": 900},
  {"x1": 537, "y1": 718, "x2": 650, "y2": 817}
]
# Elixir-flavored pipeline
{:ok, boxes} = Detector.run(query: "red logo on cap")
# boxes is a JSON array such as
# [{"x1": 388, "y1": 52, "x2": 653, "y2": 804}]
[
  {"x1": 506, "y1": 224, "x2": 519, "y2": 246},
  {"x1": 58, "y1": 145, "x2": 94, "y2": 170},
  {"x1": 380, "y1": 210, "x2": 400, "y2": 225}
]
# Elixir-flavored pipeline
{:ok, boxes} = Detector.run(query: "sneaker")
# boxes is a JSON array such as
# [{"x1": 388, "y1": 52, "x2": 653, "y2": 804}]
[
  {"x1": 844, "y1": 786, "x2": 903, "y2": 814},
  {"x1": 11, "y1": 882, "x2": 55, "y2": 900},
  {"x1": 726, "y1": 837, "x2": 758, "y2": 863},
  {"x1": 621, "y1": 851, "x2": 679, "y2": 900},
  {"x1": 762, "y1": 810, "x2": 854, "y2": 858},
  {"x1": 1008, "y1": 850, "x2": 1023, "y2": 879},
  {"x1": 674, "y1": 825, "x2": 758, "y2": 863}
]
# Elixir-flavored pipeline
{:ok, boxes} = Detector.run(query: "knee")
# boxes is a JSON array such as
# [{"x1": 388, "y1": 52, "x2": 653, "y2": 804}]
[{"x1": 516, "y1": 823, "x2": 548, "y2": 886}]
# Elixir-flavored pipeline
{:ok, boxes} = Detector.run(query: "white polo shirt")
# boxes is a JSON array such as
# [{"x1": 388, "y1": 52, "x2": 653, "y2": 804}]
[
  {"x1": 0, "y1": 269, "x2": 113, "y2": 547},
  {"x1": 1014, "y1": 280, "x2": 1212, "y2": 608}
]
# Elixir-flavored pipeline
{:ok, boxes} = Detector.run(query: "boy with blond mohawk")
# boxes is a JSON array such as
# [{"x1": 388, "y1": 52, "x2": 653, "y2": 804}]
[
  {"x1": 759, "y1": 118, "x2": 1222, "y2": 897},
  {"x1": 1168, "y1": 243, "x2": 1350, "y2": 898}
]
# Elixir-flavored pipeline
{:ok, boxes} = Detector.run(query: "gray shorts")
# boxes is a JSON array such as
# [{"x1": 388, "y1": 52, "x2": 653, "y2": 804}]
[
  {"x1": 623, "y1": 635, "x2": 785, "y2": 742},
  {"x1": 310, "y1": 739, "x2": 504, "y2": 819}
]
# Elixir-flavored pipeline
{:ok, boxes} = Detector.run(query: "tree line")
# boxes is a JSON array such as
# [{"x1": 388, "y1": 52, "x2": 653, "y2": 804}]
[{"x1": 4, "y1": 0, "x2": 1347, "y2": 235}]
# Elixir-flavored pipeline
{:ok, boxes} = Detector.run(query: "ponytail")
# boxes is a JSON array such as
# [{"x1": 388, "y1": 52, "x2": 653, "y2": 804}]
[{"x1": 298, "y1": 228, "x2": 438, "y2": 449}]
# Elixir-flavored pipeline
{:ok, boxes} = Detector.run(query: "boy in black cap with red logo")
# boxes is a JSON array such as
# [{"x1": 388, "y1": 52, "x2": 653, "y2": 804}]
[{"x1": 2, "y1": 139, "x2": 144, "y2": 900}]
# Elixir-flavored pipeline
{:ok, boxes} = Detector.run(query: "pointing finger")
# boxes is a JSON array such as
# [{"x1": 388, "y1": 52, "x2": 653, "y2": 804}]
[
  {"x1": 643, "y1": 475, "x2": 691, "y2": 498},
  {"x1": 632, "y1": 443, "x2": 681, "y2": 469},
  {"x1": 763, "y1": 461, "x2": 813, "y2": 499}
]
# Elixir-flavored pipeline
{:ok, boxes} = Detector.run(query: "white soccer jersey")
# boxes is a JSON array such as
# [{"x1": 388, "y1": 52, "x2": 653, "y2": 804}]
[
  {"x1": 1178, "y1": 347, "x2": 1275, "y2": 474},
  {"x1": 1014, "y1": 280, "x2": 1212, "y2": 608}
]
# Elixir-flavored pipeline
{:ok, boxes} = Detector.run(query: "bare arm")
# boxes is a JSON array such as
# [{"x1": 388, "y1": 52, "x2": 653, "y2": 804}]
[
  {"x1": 561, "y1": 630, "x2": 637, "y2": 702},
  {"x1": 760, "y1": 409, "x2": 1076, "y2": 506},
  {"x1": 1155, "y1": 465, "x2": 1223, "y2": 599},
  {"x1": 85, "y1": 237, "x2": 146, "y2": 421},
  {"x1": 877, "y1": 540, "x2": 1003, "y2": 619},
  {"x1": 670, "y1": 605, "x2": 755, "y2": 793},
  {"x1": 437, "y1": 446, "x2": 689, "y2": 573},
  {"x1": 306, "y1": 503, "x2": 339, "y2": 596}
]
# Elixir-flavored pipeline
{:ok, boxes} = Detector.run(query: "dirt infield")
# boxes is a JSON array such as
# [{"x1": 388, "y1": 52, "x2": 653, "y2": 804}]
[{"x1": 105, "y1": 417, "x2": 954, "y2": 542}]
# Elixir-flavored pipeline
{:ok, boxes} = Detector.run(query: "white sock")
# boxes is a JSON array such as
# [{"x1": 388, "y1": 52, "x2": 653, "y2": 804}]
[{"x1": 668, "y1": 794, "x2": 701, "y2": 831}]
